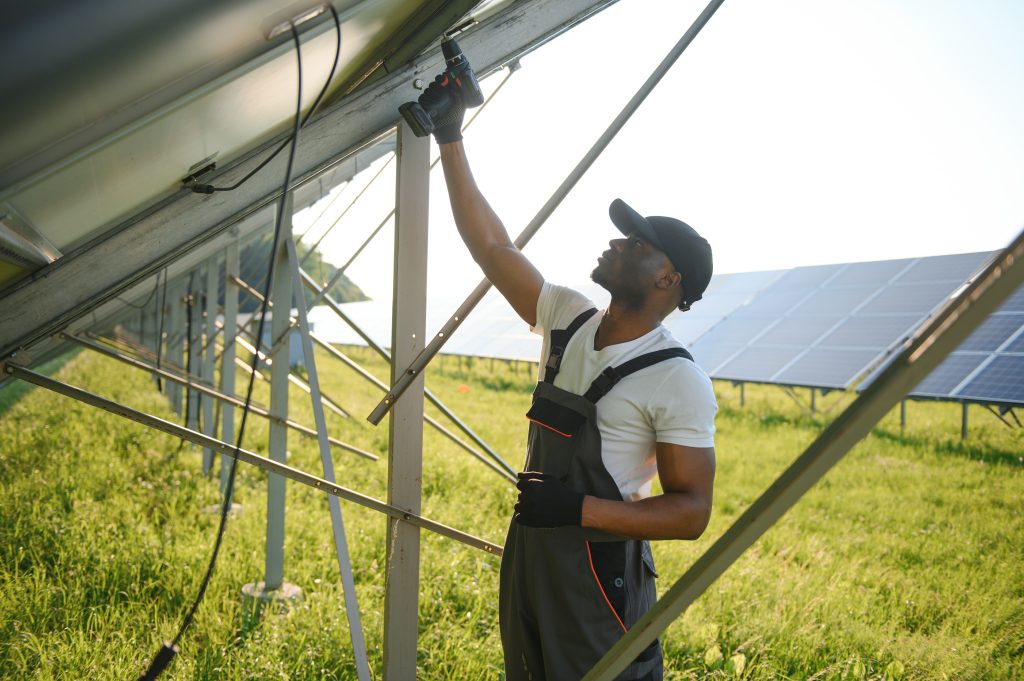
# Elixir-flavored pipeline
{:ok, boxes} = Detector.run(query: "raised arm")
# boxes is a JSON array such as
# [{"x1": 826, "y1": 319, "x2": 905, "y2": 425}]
[{"x1": 438, "y1": 140, "x2": 544, "y2": 326}]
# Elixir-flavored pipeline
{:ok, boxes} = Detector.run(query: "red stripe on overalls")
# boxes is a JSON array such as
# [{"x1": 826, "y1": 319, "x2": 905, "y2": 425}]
[
  {"x1": 526, "y1": 417, "x2": 573, "y2": 438},
  {"x1": 585, "y1": 541, "x2": 627, "y2": 633}
]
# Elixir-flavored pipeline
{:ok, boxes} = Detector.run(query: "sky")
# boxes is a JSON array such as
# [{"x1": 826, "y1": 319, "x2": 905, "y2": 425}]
[{"x1": 294, "y1": 0, "x2": 1024, "y2": 312}]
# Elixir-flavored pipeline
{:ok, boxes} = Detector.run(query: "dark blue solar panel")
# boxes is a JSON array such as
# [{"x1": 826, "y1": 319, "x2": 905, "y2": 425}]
[
  {"x1": 819, "y1": 315, "x2": 919, "y2": 349},
  {"x1": 774, "y1": 348, "x2": 881, "y2": 388},
  {"x1": 895, "y1": 252, "x2": 991, "y2": 284},
  {"x1": 955, "y1": 314, "x2": 1023, "y2": 352},
  {"x1": 911, "y1": 354, "x2": 984, "y2": 397},
  {"x1": 955, "y1": 355, "x2": 1024, "y2": 405},
  {"x1": 714, "y1": 347, "x2": 805, "y2": 383}
]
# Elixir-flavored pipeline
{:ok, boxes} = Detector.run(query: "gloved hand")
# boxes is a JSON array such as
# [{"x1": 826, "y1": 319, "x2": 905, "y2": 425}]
[
  {"x1": 514, "y1": 471, "x2": 585, "y2": 528},
  {"x1": 418, "y1": 72, "x2": 466, "y2": 144}
]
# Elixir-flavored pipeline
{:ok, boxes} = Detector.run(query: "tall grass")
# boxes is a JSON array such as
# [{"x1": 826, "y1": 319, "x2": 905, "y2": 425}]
[{"x1": 0, "y1": 346, "x2": 1020, "y2": 679}]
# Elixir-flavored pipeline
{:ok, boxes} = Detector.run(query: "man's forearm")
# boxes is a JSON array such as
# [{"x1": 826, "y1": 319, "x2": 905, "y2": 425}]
[
  {"x1": 438, "y1": 141, "x2": 516, "y2": 261},
  {"x1": 581, "y1": 492, "x2": 712, "y2": 541}
]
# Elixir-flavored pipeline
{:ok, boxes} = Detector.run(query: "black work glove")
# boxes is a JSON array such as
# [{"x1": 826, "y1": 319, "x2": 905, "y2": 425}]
[
  {"x1": 514, "y1": 472, "x2": 585, "y2": 528},
  {"x1": 418, "y1": 73, "x2": 466, "y2": 144}
]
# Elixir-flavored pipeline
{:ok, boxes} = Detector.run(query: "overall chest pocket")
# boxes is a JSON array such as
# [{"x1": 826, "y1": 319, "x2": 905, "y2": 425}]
[{"x1": 526, "y1": 396, "x2": 587, "y2": 438}]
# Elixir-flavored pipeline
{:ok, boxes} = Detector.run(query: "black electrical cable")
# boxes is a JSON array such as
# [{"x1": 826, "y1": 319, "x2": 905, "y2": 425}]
[
  {"x1": 190, "y1": 4, "x2": 341, "y2": 195},
  {"x1": 140, "y1": 18, "x2": 318, "y2": 680}
]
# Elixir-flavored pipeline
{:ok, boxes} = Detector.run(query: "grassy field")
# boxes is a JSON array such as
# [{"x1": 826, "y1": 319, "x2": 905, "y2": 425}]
[{"x1": 0, "y1": 344, "x2": 1021, "y2": 680}]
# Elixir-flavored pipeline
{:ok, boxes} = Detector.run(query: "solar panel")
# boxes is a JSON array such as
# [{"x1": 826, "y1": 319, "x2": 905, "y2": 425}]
[
  {"x1": 714, "y1": 347, "x2": 805, "y2": 383},
  {"x1": 956, "y1": 314, "x2": 1023, "y2": 352},
  {"x1": 774, "y1": 348, "x2": 881, "y2": 388},
  {"x1": 827, "y1": 258, "x2": 916, "y2": 287},
  {"x1": 859, "y1": 281, "x2": 957, "y2": 315},
  {"x1": 791, "y1": 286, "x2": 872, "y2": 316},
  {"x1": 727, "y1": 288, "x2": 813, "y2": 317},
  {"x1": 956, "y1": 355, "x2": 1024, "y2": 404},
  {"x1": 769, "y1": 264, "x2": 845, "y2": 290},
  {"x1": 756, "y1": 316, "x2": 840, "y2": 346},
  {"x1": 818, "y1": 315, "x2": 919, "y2": 348},
  {"x1": 911, "y1": 353, "x2": 984, "y2": 397},
  {"x1": 895, "y1": 281, "x2": 1024, "y2": 404},
  {"x1": 689, "y1": 343, "x2": 742, "y2": 375},
  {"x1": 895, "y1": 252, "x2": 991, "y2": 284}
]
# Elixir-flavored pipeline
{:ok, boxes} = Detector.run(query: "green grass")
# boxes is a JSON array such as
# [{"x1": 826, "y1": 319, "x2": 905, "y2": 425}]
[{"x1": 0, "y1": 346, "x2": 1021, "y2": 679}]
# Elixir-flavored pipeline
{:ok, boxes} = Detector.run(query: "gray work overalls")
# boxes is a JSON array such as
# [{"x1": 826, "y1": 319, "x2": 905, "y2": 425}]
[{"x1": 500, "y1": 308, "x2": 692, "y2": 681}]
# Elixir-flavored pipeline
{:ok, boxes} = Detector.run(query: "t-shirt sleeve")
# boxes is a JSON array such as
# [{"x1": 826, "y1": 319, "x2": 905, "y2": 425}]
[
  {"x1": 533, "y1": 281, "x2": 597, "y2": 337},
  {"x1": 646, "y1": 360, "x2": 718, "y2": 448}
]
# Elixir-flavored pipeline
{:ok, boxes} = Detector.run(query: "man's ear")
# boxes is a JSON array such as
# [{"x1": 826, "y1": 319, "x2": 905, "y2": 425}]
[{"x1": 656, "y1": 270, "x2": 682, "y2": 292}]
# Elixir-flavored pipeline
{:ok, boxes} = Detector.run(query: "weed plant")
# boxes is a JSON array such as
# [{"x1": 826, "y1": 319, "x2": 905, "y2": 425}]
[{"x1": 0, "y1": 346, "x2": 1020, "y2": 679}]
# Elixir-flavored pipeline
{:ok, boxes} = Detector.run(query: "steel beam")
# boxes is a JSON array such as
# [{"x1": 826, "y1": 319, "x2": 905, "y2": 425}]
[
  {"x1": 382, "y1": 121, "x2": 428, "y2": 681},
  {"x1": 65, "y1": 333, "x2": 377, "y2": 461},
  {"x1": 265, "y1": 193, "x2": 293, "y2": 591},
  {"x1": 583, "y1": 230, "x2": 1024, "y2": 680},
  {"x1": 286, "y1": 234, "x2": 370, "y2": 680},
  {"x1": 221, "y1": 238, "x2": 240, "y2": 498},
  {"x1": 1, "y1": 362, "x2": 501, "y2": 557}
]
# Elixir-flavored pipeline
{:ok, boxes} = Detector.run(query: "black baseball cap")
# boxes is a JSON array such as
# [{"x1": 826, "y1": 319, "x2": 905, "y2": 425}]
[{"x1": 609, "y1": 199, "x2": 713, "y2": 310}]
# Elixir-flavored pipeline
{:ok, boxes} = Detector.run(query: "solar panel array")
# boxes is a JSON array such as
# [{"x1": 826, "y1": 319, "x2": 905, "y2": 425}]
[
  {"x1": 312, "y1": 251, "x2": 1024, "y2": 406},
  {"x1": 688, "y1": 252, "x2": 994, "y2": 389},
  {"x1": 905, "y1": 284, "x2": 1024, "y2": 405}
]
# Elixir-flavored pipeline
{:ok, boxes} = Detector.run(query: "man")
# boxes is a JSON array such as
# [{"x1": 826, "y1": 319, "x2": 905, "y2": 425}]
[{"x1": 419, "y1": 76, "x2": 717, "y2": 680}]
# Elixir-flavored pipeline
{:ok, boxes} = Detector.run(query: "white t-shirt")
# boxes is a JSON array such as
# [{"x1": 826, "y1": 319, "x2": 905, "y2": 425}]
[{"x1": 532, "y1": 282, "x2": 717, "y2": 502}]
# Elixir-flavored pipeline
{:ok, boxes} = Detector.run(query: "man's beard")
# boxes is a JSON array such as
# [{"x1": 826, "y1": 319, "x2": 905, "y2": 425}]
[{"x1": 591, "y1": 268, "x2": 646, "y2": 311}]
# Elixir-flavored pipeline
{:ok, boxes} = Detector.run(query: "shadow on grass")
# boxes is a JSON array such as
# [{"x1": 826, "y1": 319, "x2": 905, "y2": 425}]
[
  {"x1": 0, "y1": 348, "x2": 81, "y2": 416},
  {"x1": 871, "y1": 427, "x2": 1024, "y2": 468}
]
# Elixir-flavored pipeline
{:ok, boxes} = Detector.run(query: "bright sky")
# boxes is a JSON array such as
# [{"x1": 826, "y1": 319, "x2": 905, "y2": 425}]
[{"x1": 295, "y1": 0, "x2": 1024, "y2": 311}]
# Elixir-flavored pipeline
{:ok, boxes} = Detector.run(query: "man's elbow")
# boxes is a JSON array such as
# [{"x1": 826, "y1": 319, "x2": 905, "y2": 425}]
[{"x1": 669, "y1": 495, "x2": 712, "y2": 540}]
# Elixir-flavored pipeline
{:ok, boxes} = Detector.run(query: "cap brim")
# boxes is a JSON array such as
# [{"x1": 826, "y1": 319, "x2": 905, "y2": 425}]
[{"x1": 609, "y1": 198, "x2": 666, "y2": 252}]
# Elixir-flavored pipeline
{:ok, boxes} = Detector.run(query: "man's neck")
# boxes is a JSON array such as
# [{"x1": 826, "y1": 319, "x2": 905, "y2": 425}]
[{"x1": 594, "y1": 302, "x2": 662, "y2": 350}]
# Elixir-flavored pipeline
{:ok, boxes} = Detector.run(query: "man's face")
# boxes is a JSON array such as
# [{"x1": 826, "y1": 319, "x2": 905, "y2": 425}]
[{"x1": 591, "y1": 233, "x2": 675, "y2": 309}]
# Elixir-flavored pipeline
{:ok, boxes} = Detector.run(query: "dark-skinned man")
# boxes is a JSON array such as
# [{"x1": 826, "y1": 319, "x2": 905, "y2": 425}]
[{"x1": 417, "y1": 74, "x2": 717, "y2": 681}]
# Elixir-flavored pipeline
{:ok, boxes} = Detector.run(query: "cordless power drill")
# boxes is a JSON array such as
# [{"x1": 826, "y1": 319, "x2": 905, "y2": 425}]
[{"x1": 399, "y1": 36, "x2": 484, "y2": 137}]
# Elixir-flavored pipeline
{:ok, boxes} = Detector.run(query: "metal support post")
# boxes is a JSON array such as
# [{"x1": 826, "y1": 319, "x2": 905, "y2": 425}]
[
  {"x1": 383, "y1": 121, "x2": 428, "y2": 680},
  {"x1": 166, "y1": 280, "x2": 185, "y2": 415},
  {"x1": 287, "y1": 234, "x2": 371, "y2": 680},
  {"x1": 221, "y1": 238, "x2": 240, "y2": 500},
  {"x1": 186, "y1": 275, "x2": 201, "y2": 437},
  {"x1": 900, "y1": 399, "x2": 906, "y2": 433},
  {"x1": 202, "y1": 261, "x2": 218, "y2": 474},
  {"x1": 265, "y1": 193, "x2": 294, "y2": 592},
  {"x1": 961, "y1": 402, "x2": 969, "y2": 440},
  {"x1": 810, "y1": 387, "x2": 816, "y2": 414}
]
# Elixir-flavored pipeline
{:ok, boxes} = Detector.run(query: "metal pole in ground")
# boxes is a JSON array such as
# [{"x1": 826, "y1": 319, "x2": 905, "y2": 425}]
[
  {"x1": 221, "y1": 236, "x2": 240, "y2": 502},
  {"x1": 286, "y1": 234, "x2": 370, "y2": 681},
  {"x1": 382, "y1": 121, "x2": 429, "y2": 681},
  {"x1": 202, "y1": 260, "x2": 218, "y2": 474}
]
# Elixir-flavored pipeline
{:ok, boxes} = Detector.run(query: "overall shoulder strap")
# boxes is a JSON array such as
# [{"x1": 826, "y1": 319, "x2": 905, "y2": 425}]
[
  {"x1": 583, "y1": 347, "x2": 693, "y2": 403},
  {"x1": 543, "y1": 307, "x2": 599, "y2": 383}
]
